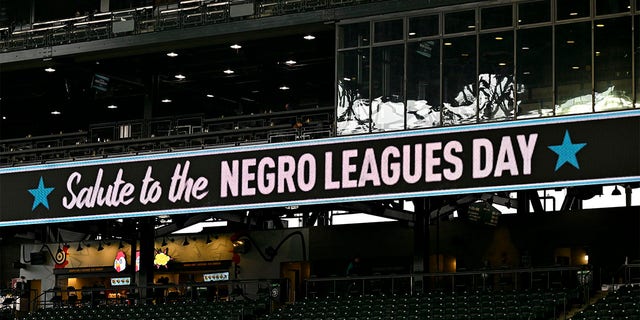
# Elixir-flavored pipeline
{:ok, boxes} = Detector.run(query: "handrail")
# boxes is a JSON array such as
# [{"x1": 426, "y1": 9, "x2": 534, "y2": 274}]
[{"x1": 1, "y1": 0, "x2": 388, "y2": 53}]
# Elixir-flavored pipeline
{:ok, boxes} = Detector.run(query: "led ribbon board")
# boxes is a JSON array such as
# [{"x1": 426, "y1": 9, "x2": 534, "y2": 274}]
[{"x1": 1, "y1": 111, "x2": 639, "y2": 226}]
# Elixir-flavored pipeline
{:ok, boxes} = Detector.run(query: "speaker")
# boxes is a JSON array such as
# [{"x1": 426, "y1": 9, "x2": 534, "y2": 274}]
[{"x1": 30, "y1": 252, "x2": 46, "y2": 265}]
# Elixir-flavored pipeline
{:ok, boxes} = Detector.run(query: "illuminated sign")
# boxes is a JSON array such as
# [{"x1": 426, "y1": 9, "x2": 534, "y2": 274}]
[
  {"x1": 154, "y1": 248, "x2": 172, "y2": 269},
  {"x1": 110, "y1": 277, "x2": 131, "y2": 286},
  {"x1": 1, "y1": 111, "x2": 639, "y2": 226},
  {"x1": 203, "y1": 272, "x2": 229, "y2": 282},
  {"x1": 114, "y1": 251, "x2": 126, "y2": 273}
]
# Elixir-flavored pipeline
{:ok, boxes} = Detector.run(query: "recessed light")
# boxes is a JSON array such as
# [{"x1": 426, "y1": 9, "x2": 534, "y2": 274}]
[
  {"x1": 595, "y1": 51, "x2": 601, "y2": 56},
  {"x1": 461, "y1": 53, "x2": 469, "y2": 57},
  {"x1": 494, "y1": 36, "x2": 503, "y2": 41},
  {"x1": 230, "y1": 44, "x2": 242, "y2": 50},
  {"x1": 251, "y1": 90, "x2": 260, "y2": 93},
  {"x1": 51, "y1": 110, "x2": 61, "y2": 115},
  {"x1": 467, "y1": 25, "x2": 475, "y2": 29},
  {"x1": 285, "y1": 60, "x2": 297, "y2": 66},
  {"x1": 571, "y1": 66, "x2": 580, "y2": 70},
  {"x1": 596, "y1": 24, "x2": 605, "y2": 28},
  {"x1": 206, "y1": 94, "x2": 214, "y2": 98},
  {"x1": 569, "y1": 12, "x2": 578, "y2": 16},
  {"x1": 223, "y1": 69, "x2": 234, "y2": 74},
  {"x1": 166, "y1": 52, "x2": 178, "y2": 57},
  {"x1": 174, "y1": 74, "x2": 186, "y2": 80},
  {"x1": 522, "y1": 46, "x2": 530, "y2": 50},
  {"x1": 2, "y1": 116, "x2": 6, "y2": 120},
  {"x1": 498, "y1": 62, "x2": 506, "y2": 66},
  {"x1": 303, "y1": 34, "x2": 315, "y2": 40},
  {"x1": 343, "y1": 77, "x2": 351, "y2": 81},
  {"x1": 279, "y1": 85, "x2": 290, "y2": 90},
  {"x1": 107, "y1": 104, "x2": 118, "y2": 109},
  {"x1": 161, "y1": 99, "x2": 172, "y2": 103},
  {"x1": 444, "y1": 42, "x2": 452, "y2": 46},
  {"x1": 408, "y1": 32, "x2": 416, "y2": 36},
  {"x1": 44, "y1": 67, "x2": 56, "y2": 72},
  {"x1": 566, "y1": 40, "x2": 575, "y2": 44},
  {"x1": 523, "y1": 71, "x2": 531, "y2": 75}
]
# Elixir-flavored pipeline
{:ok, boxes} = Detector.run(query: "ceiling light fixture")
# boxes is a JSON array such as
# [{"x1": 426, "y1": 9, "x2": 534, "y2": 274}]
[
  {"x1": 206, "y1": 235, "x2": 212, "y2": 244},
  {"x1": 97, "y1": 241, "x2": 104, "y2": 251},
  {"x1": 571, "y1": 66, "x2": 580, "y2": 70},
  {"x1": 182, "y1": 236, "x2": 190, "y2": 246},
  {"x1": 44, "y1": 67, "x2": 56, "y2": 73},
  {"x1": 76, "y1": 242, "x2": 83, "y2": 251},
  {"x1": 498, "y1": 62, "x2": 506, "y2": 66},
  {"x1": 161, "y1": 237, "x2": 168, "y2": 247},
  {"x1": 279, "y1": 85, "x2": 290, "y2": 90},
  {"x1": 566, "y1": 40, "x2": 575, "y2": 44},
  {"x1": 596, "y1": 23, "x2": 605, "y2": 28},
  {"x1": 166, "y1": 52, "x2": 178, "y2": 57},
  {"x1": 303, "y1": 34, "x2": 315, "y2": 40},
  {"x1": 1, "y1": 116, "x2": 5, "y2": 120},
  {"x1": 230, "y1": 44, "x2": 242, "y2": 50},
  {"x1": 494, "y1": 36, "x2": 504, "y2": 40},
  {"x1": 467, "y1": 25, "x2": 475, "y2": 29},
  {"x1": 174, "y1": 74, "x2": 186, "y2": 80},
  {"x1": 51, "y1": 110, "x2": 61, "y2": 115},
  {"x1": 206, "y1": 94, "x2": 214, "y2": 98},
  {"x1": 161, "y1": 98, "x2": 172, "y2": 103},
  {"x1": 408, "y1": 32, "x2": 416, "y2": 36},
  {"x1": 612, "y1": 185, "x2": 622, "y2": 195},
  {"x1": 444, "y1": 42, "x2": 452, "y2": 46},
  {"x1": 223, "y1": 69, "x2": 235, "y2": 74},
  {"x1": 285, "y1": 60, "x2": 297, "y2": 66},
  {"x1": 569, "y1": 12, "x2": 578, "y2": 16},
  {"x1": 522, "y1": 46, "x2": 530, "y2": 50},
  {"x1": 107, "y1": 104, "x2": 118, "y2": 109}
]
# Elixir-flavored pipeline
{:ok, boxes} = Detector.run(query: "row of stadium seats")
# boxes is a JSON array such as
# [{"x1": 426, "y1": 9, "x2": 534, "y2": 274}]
[
  {"x1": 23, "y1": 299, "x2": 263, "y2": 320},
  {"x1": 570, "y1": 284, "x2": 640, "y2": 320},
  {"x1": 266, "y1": 288, "x2": 577, "y2": 320}
]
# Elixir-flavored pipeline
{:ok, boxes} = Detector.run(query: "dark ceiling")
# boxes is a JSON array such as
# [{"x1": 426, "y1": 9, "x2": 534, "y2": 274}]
[{"x1": 0, "y1": 26, "x2": 335, "y2": 139}]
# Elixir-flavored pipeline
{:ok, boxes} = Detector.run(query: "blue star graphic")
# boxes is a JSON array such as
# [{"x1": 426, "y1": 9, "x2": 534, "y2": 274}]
[
  {"x1": 28, "y1": 177, "x2": 55, "y2": 211},
  {"x1": 548, "y1": 130, "x2": 587, "y2": 171}
]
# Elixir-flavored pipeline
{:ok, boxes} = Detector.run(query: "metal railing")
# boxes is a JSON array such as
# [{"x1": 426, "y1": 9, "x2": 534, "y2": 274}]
[
  {"x1": 1, "y1": 0, "x2": 385, "y2": 53},
  {"x1": 0, "y1": 106, "x2": 333, "y2": 166}
]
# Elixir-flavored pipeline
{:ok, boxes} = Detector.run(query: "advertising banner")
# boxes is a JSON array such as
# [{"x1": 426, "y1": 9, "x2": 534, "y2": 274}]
[{"x1": 1, "y1": 111, "x2": 639, "y2": 226}]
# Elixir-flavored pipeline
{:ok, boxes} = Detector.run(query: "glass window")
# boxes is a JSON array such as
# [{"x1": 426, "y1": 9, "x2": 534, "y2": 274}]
[
  {"x1": 479, "y1": 31, "x2": 514, "y2": 122},
  {"x1": 407, "y1": 40, "x2": 441, "y2": 128},
  {"x1": 517, "y1": 27, "x2": 553, "y2": 118},
  {"x1": 518, "y1": 0, "x2": 550, "y2": 25},
  {"x1": 555, "y1": 22, "x2": 592, "y2": 115},
  {"x1": 481, "y1": 5, "x2": 513, "y2": 30},
  {"x1": 557, "y1": 0, "x2": 590, "y2": 20},
  {"x1": 371, "y1": 45, "x2": 405, "y2": 132},
  {"x1": 636, "y1": 18, "x2": 640, "y2": 107},
  {"x1": 408, "y1": 15, "x2": 439, "y2": 39},
  {"x1": 594, "y1": 17, "x2": 633, "y2": 112},
  {"x1": 337, "y1": 49, "x2": 371, "y2": 135},
  {"x1": 445, "y1": 10, "x2": 476, "y2": 34},
  {"x1": 442, "y1": 35, "x2": 477, "y2": 125},
  {"x1": 596, "y1": 0, "x2": 630, "y2": 15},
  {"x1": 339, "y1": 22, "x2": 370, "y2": 49},
  {"x1": 374, "y1": 19, "x2": 403, "y2": 43}
]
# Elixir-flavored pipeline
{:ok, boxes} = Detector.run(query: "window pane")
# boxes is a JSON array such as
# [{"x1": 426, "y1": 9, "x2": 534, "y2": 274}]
[
  {"x1": 374, "y1": 19, "x2": 403, "y2": 43},
  {"x1": 339, "y1": 22, "x2": 370, "y2": 49},
  {"x1": 409, "y1": 15, "x2": 439, "y2": 39},
  {"x1": 594, "y1": 17, "x2": 633, "y2": 111},
  {"x1": 518, "y1": 0, "x2": 550, "y2": 25},
  {"x1": 479, "y1": 31, "x2": 514, "y2": 122},
  {"x1": 371, "y1": 45, "x2": 405, "y2": 132},
  {"x1": 596, "y1": 0, "x2": 630, "y2": 15},
  {"x1": 407, "y1": 40, "x2": 441, "y2": 128},
  {"x1": 337, "y1": 50, "x2": 370, "y2": 135},
  {"x1": 443, "y1": 35, "x2": 477, "y2": 125},
  {"x1": 517, "y1": 27, "x2": 553, "y2": 118},
  {"x1": 445, "y1": 10, "x2": 476, "y2": 34},
  {"x1": 636, "y1": 17, "x2": 640, "y2": 107},
  {"x1": 481, "y1": 5, "x2": 513, "y2": 30},
  {"x1": 555, "y1": 22, "x2": 592, "y2": 115},
  {"x1": 557, "y1": 0, "x2": 590, "y2": 20}
]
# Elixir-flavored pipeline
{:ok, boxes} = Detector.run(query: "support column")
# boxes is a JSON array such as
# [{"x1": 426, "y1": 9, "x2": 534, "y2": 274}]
[
  {"x1": 412, "y1": 198, "x2": 430, "y2": 293},
  {"x1": 136, "y1": 217, "x2": 155, "y2": 304}
]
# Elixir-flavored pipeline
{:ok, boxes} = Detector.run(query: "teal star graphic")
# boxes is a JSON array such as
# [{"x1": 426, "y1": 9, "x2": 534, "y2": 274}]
[
  {"x1": 548, "y1": 130, "x2": 587, "y2": 171},
  {"x1": 28, "y1": 177, "x2": 55, "y2": 211}
]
